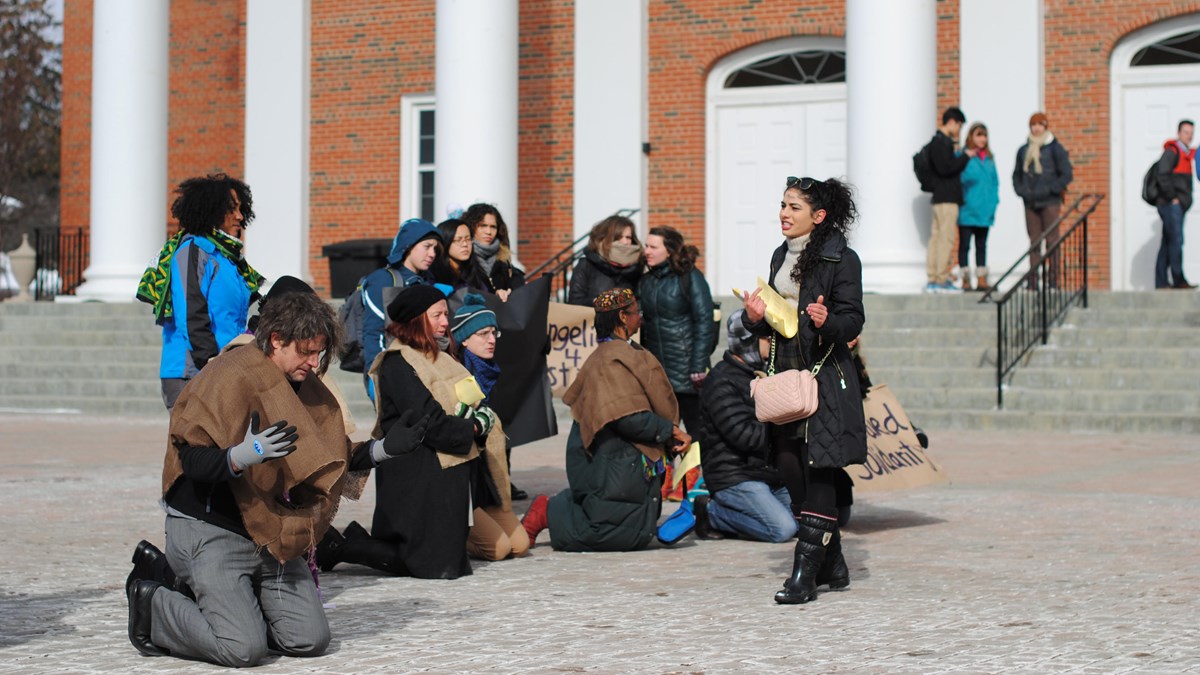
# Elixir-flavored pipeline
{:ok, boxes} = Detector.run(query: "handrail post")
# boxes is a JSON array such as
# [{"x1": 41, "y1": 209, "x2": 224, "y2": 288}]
[
  {"x1": 1039, "y1": 257, "x2": 1049, "y2": 345},
  {"x1": 996, "y1": 301, "x2": 1003, "y2": 408},
  {"x1": 1081, "y1": 215, "x2": 1089, "y2": 309}
]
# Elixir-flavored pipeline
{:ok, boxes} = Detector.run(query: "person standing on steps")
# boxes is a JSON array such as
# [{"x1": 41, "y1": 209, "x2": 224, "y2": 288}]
[
  {"x1": 957, "y1": 122, "x2": 1000, "y2": 292},
  {"x1": 924, "y1": 107, "x2": 974, "y2": 294},
  {"x1": 1153, "y1": 119, "x2": 1197, "y2": 290}
]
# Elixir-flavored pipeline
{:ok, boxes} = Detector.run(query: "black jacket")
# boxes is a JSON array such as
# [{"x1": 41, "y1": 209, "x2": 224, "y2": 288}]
[
  {"x1": 1155, "y1": 142, "x2": 1194, "y2": 212},
  {"x1": 1013, "y1": 138, "x2": 1073, "y2": 209},
  {"x1": 637, "y1": 263, "x2": 717, "y2": 393},
  {"x1": 465, "y1": 257, "x2": 525, "y2": 294},
  {"x1": 567, "y1": 249, "x2": 642, "y2": 307},
  {"x1": 697, "y1": 352, "x2": 782, "y2": 493},
  {"x1": 743, "y1": 231, "x2": 866, "y2": 469},
  {"x1": 929, "y1": 130, "x2": 970, "y2": 205}
]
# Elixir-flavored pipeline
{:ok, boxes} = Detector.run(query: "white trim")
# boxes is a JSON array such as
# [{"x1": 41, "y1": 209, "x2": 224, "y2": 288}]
[
  {"x1": 399, "y1": 93, "x2": 436, "y2": 222},
  {"x1": 704, "y1": 36, "x2": 847, "y2": 285},
  {"x1": 1109, "y1": 12, "x2": 1200, "y2": 290}
]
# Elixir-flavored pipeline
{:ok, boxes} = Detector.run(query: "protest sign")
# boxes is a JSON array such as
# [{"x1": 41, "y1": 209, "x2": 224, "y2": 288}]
[
  {"x1": 546, "y1": 302, "x2": 598, "y2": 397},
  {"x1": 851, "y1": 384, "x2": 949, "y2": 492}
]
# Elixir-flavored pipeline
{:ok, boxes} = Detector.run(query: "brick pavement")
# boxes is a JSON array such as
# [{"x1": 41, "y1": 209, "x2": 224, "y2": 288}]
[{"x1": 1, "y1": 412, "x2": 1198, "y2": 673}]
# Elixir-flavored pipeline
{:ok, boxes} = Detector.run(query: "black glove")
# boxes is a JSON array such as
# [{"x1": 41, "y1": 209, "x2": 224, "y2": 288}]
[
  {"x1": 371, "y1": 410, "x2": 431, "y2": 462},
  {"x1": 228, "y1": 412, "x2": 298, "y2": 470}
]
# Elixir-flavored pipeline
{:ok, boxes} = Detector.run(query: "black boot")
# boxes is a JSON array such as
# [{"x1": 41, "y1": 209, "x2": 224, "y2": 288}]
[
  {"x1": 774, "y1": 514, "x2": 835, "y2": 604},
  {"x1": 815, "y1": 525, "x2": 850, "y2": 590},
  {"x1": 127, "y1": 580, "x2": 168, "y2": 656},
  {"x1": 316, "y1": 526, "x2": 347, "y2": 572},
  {"x1": 127, "y1": 540, "x2": 194, "y2": 600},
  {"x1": 692, "y1": 495, "x2": 724, "y2": 540},
  {"x1": 336, "y1": 522, "x2": 410, "y2": 575}
]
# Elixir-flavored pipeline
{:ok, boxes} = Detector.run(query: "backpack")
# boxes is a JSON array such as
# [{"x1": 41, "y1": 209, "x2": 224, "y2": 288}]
[
  {"x1": 913, "y1": 140, "x2": 936, "y2": 193},
  {"x1": 679, "y1": 270, "x2": 721, "y2": 361},
  {"x1": 337, "y1": 268, "x2": 398, "y2": 373},
  {"x1": 1141, "y1": 146, "x2": 1176, "y2": 206}
]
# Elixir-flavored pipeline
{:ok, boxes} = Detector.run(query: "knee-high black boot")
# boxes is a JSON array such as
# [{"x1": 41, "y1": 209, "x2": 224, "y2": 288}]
[
  {"x1": 320, "y1": 521, "x2": 409, "y2": 575},
  {"x1": 774, "y1": 514, "x2": 836, "y2": 604},
  {"x1": 816, "y1": 525, "x2": 849, "y2": 590}
]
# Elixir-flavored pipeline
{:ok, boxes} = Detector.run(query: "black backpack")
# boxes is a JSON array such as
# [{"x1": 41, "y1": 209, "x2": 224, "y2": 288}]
[
  {"x1": 1141, "y1": 146, "x2": 1176, "y2": 206},
  {"x1": 679, "y1": 269, "x2": 721, "y2": 361},
  {"x1": 337, "y1": 268, "x2": 398, "y2": 373},
  {"x1": 913, "y1": 140, "x2": 936, "y2": 193}
]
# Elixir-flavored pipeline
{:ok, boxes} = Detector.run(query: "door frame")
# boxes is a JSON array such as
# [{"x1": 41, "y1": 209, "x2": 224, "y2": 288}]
[
  {"x1": 1109, "y1": 13, "x2": 1200, "y2": 290},
  {"x1": 705, "y1": 36, "x2": 847, "y2": 293}
]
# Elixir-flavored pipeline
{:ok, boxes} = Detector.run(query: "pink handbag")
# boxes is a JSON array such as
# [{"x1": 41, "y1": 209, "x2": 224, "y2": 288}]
[{"x1": 750, "y1": 336, "x2": 835, "y2": 424}]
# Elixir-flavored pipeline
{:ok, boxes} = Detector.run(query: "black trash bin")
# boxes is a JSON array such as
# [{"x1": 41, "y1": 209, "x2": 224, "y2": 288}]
[{"x1": 322, "y1": 238, "x2": 393, "y2": 298}]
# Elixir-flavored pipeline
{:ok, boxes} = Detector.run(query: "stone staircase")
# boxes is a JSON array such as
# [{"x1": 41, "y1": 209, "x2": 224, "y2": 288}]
[{"x1": 1, "y1": 291, "x2": 1196, "y2": 434}]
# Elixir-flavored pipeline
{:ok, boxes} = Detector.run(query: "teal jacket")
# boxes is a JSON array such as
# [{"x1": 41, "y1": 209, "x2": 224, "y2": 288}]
[{"x1": 958, "y1": 152, "x2": 1000, "y2": 227}]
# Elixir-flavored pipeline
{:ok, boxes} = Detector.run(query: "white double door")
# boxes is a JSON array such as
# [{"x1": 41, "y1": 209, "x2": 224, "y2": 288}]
[{"x1": 711, "y1": 89, "x2": 847, "y2": 294}]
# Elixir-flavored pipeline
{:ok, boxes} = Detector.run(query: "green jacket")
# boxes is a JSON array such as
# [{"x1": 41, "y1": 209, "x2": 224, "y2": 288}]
[{"x1": 637, "y1": 263, "x2": 716, "y2": 392}]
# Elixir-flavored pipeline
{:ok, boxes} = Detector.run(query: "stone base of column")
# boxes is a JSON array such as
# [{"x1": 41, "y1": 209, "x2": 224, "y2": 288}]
[{"x1": 72, "y1": 263, "x2": 144, "y2": 303}]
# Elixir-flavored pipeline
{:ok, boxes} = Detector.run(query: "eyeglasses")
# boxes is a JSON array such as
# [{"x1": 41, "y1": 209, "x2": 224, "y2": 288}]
[
  {"x1": 451, "y1": 236, "x2": 472, "y2": 244},
  {"x1": 474, "y1": 327, "x2": 501, "y2": 339},
  {"x1": 786, "y1": 176, "x2": 822, "y2": 191}
]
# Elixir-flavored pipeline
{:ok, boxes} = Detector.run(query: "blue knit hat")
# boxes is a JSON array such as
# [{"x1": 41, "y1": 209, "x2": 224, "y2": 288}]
[{"x1": 451, "y1": 293, "x2": 497, "y2": 344}]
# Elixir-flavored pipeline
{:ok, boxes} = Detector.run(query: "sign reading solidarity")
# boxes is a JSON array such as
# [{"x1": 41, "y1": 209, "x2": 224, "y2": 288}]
[
  {"x1": 546, "y1": 302, "x2": 599, "y2": 397},
  {"x1": 852, "y1": 384, "x2": 949, "y2": 492}
]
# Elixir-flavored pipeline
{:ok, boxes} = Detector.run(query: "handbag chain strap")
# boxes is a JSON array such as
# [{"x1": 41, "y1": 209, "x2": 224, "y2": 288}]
[
  {"x1": 768, "y1": 334, "x2": 836, "y2": 377},
  {"x1": 810, "y1": 343, "x2": 836, "y2": 377}
]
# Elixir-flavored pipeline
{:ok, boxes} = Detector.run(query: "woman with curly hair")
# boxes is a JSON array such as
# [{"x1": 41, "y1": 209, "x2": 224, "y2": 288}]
[
  {"x1": 462, "y1": 203, "x2": 525, "y2": 300},
  {"x1": 740, "y1": 176, "x2": 866, "y2": 605},
  {"x1": 137, "y1": 174, "x2": 263, "y2": 410}
]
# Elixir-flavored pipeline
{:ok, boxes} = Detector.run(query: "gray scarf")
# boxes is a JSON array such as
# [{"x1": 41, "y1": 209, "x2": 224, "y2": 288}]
[{"x1": 473, "y1": 239, "x2": 502, "y2": 277}]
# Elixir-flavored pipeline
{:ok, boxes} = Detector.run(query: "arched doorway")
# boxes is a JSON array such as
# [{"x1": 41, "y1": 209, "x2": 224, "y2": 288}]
[
  {"x1": 705, "y1": 38, "x2": 847, "y2": 294},
  {"x1": 1110, "y1": 15, "x2": 1200, "y2": 290}
]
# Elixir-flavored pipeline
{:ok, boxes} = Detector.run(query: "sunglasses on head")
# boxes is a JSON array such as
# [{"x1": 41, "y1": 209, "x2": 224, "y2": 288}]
[{"x1": 786, "y1": 176, "x2": 822, "y2": 191}]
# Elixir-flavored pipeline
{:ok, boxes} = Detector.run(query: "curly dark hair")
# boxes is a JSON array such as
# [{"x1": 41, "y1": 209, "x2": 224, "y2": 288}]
[
  {"x1": 787, "y1": 178, "x2": 858, "y2": 288},
  {"x1": 648, "y1": 226, "x2": 698, "y2": 276},
  {"x1": 254, "y1": 292, "x2": 341, "y2": 376},
  {"x1": 462, "y1": 203, "x2": 511, "y2": 248},
  {"x1": 171, "y1": 174, "x2": 255, "y2": 236}
]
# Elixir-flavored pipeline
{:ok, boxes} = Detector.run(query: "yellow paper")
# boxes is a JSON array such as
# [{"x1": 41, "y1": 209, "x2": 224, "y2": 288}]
[
  {"x1": 673, "y1": 442, "x2": 702, "y2": 488},
  {"x1": 454, "y1": 377, "x2": 486, "y2": 406},
  {"x1": 757, "y1": 277, "x2": 798, "y2": 339}
]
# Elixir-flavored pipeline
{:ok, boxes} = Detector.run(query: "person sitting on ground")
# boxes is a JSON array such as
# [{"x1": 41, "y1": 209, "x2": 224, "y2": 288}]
[
  {"x1": 450, "y1": 294, "x2": 531, "y2": 559},
  {"x1": 522, "y1": 288, "x2": 691, "y2": 551},
  {"x1": 567, "y1": 215, "x2": 644, "y2": 307},
  {"x1": 691, "y1": 310, "x2": 797, "y2": 543},
  {"x1": 318, "y1": 285, "x2": 500, "y2": 579},
  {"x1": 462, "y1": 203, "x2": 525, "y2": 301},
  {"x1": 125, "y1": 292, "x2": 428, "y2": 667}
]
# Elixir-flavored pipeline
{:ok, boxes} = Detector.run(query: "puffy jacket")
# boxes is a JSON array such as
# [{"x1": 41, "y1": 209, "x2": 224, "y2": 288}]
[
  {"x1": 928, "y1": 130, "x2": 970, "y2": 205},
  {"x1": 637, "y1": 263, "x2": 716, "y2": 393},
  {"x1": 159, "y1": 235, "x2": 252, "y2": 379},
  {"x1": 464, "y1": 249, "x2": 526, "y2": 293},
  {"x1": 743, "y1": 231, "x2": 866, "y2": 469},
  {"x1": 567, "y1": 249, "x2": 642, "y2": 307},
  {"x1": 1013, "y1": 138, "x2": 1073, "y2": 209},
  {"x1": 696, "y1": 352, "x2": 782, "y2": 493},
  {"x1": 958, "y1": 152, "x2": 1000, "y2": 227},
  {"x1": 1155, "y1": 140, "x2": 1195, "y2": 212}
]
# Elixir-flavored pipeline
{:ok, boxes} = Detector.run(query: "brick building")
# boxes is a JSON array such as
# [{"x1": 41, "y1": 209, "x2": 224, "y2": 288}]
[{"x1": 61, "y1": 0, "x2": 1200, "y2": 300}]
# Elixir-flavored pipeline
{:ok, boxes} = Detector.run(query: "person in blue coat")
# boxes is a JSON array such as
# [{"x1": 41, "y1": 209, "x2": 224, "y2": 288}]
[
  {"x1": 958, "y1": 122, "x2": 1000, "y2": 291},
  {"x1": 360, "y1": 218, "x2": 442, "y2": 398},
  {"x1": 138, "y1": 174, "x2": 264, "y2": 410}
]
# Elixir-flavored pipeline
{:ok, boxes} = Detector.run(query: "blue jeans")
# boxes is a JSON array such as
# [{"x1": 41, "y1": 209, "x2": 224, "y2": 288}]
[
  {"x1": 1156, "y1": 202, "x2": 1186, "y2": 287},
  {"x1": 707, "y1": 482, "x2": 797, "y2": 543}
]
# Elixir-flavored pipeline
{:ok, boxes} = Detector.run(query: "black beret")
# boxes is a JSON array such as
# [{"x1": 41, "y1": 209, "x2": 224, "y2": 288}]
[{"x1": 387, "y1": 284, "x2": 446, "y2": 324}]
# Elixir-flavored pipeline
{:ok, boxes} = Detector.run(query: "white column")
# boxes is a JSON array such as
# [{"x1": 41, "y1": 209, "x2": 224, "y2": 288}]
[
  {"x1": 846, "y1": 0, "x2": 937, "y2": 294},
  {"x1": 573, "y1": 0, "x2": 645, "y2": 239},
  {"x1": 435, "y1": 0, "x2": 519, "y2": 256},
  {"x1": 244, "y1": 0, "x2": 311, "y2": 286},
  {"x1": 74, "y1": 0, "x2": 169, "y2": 302}
]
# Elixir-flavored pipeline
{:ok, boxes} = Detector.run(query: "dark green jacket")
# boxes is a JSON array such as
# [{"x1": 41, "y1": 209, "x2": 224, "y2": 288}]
[{"x1": 637, "y1": 263, "x2": 716, "y2": 393}]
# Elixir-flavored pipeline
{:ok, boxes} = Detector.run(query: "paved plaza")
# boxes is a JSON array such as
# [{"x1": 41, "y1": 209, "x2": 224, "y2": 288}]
[{"x1": 1, "y1": 412, "x2": 1198, "y2": 673}]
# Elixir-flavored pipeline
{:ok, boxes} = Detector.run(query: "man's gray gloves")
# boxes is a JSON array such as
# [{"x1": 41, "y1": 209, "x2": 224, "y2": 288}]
[
  {"x1": 228, "y1": 412, "x2": 299, "y2": 471},
  {"x1": 370, "y1": 409, "x2": 432, "y2": 463}
]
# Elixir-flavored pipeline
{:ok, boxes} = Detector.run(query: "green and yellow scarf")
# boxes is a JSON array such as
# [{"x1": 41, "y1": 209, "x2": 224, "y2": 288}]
[{"x1": 136, "y1": 231, "x2": 265, "y2": 324}]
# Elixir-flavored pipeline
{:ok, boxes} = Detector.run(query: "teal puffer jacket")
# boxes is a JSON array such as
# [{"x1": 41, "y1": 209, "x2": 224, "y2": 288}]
[{"x1": 637, "y1": 263, "x2": 716, "y2": 393}]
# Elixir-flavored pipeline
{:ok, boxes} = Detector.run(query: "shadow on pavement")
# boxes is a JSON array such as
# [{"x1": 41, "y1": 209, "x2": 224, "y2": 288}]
[
  {"x1": 0, "y1": 587, "x2": 107, "y2": 649},
  {"x1": 844, "y1": 504, "x2": 945, "y2": 534}
]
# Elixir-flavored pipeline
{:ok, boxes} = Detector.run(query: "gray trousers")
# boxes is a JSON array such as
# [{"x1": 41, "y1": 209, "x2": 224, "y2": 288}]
[{"x1": 151, "y1": 516, "x2": 330, "y2": 667}]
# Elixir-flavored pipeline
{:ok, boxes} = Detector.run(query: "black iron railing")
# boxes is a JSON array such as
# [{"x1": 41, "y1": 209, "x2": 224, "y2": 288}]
[
  {"x1": 980, "y1": 193, "x2": 1104, "y2": 408},
  {"x1": 34, "y1": 227, "x2": 89, "y2": 300},
  {"x1": 526, "y1": 209, "x2": 639, "y2": 300}
]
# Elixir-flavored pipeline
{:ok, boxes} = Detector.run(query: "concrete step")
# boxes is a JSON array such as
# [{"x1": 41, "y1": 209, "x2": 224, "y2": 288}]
[
  {"x1": 1008, "y1": 367, "x2": 1200, "y2": 390},
  {"x1": 0, "y1": 346, "x2": 160, "y2": 364},
  {"x1": 1061, "y1": 308, "x2": 1200, "y2": 328},
  {"x1": 0, "y1": 315, "x2": 159, "y2": 332},
  {"x1": 854, "y1": 366, "x2": 995, "y2": 389},
  {"x1": 1000, "y1": 387, "x2": 1199, "y2": 415},
  {"x1": 1023, "y1": 346, "x2": 1200, "y2": 369},
  {"x1": 1044, "y1": 326, "x2": 1196, "y2": 349},
  {"x1": 0, "y1": 301, "x2": 147, "y2": 317},
  {"x1": 0, "y1": 394, "x2": 168, "y2": 417},
  {"x1": 910, "y1": 408, "x2": 1200, "y2": 435},
  {"x1": 0, "y1": 330, "x2": 161, "y2": 347},
  {"x1": 859, "y1": 327, "x2": 992, "y2": 349},
  {"x1": 1, "y1": 376, "x2": 161, "y2": 398},
  {"x1": 857, "y1": 346, "x2": 995, "y2": 369}
]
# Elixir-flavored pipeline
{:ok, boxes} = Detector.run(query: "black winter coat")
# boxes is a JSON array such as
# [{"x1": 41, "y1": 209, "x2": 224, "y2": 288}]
[
  {"x1": 697, "y1": 352, "x2": 782, "y2": 493},
  {"x1": 465, "y1": 257, "x2": 525, "y2": 294},
  {"x1": 929, "y1": 130, "x2": 969, "y2": 205},
  {"x1": 744, "y1": 231, "x2": 866, "y2": 469},
  {"x1": 637, "y1": 263, "x2": 717, "y2": 393},
  {"x1": 567, "y1": 249, "x2": 642, "y2": 307},
  {"x1": 1155, "y1": 143, "x2": 1194, "y2": 212},
  {"x1": 1013, "y1": 139, "x2": 1073, "y2": 209}
]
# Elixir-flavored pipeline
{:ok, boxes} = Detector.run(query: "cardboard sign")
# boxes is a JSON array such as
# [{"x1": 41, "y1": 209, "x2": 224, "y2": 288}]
[
  {"x1": 546, "y1": 302, "x2": 600, "y2": 398},
  {"x1": 851, "y1": 384, "x2": 949, "y2": 492}
]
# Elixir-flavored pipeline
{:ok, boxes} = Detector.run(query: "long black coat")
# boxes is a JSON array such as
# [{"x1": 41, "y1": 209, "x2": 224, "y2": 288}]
[
  {"x1": 637, "y1": 263, "x2": 717, "y2": 393},
  {"x1": 744, "y1": 231, "x2": 866, "y2": 469},
  {"x1": 567, "y1": 249, "x2": 642, "y2": 307},
  {"x1": 697, "y1": 352, "x2": 782, "y2": 493}
]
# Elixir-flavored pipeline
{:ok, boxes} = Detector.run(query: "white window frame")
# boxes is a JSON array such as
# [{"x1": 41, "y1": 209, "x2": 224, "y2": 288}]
[{"x1": 399, "y1": 93, "x2": 436, "y2": 222}]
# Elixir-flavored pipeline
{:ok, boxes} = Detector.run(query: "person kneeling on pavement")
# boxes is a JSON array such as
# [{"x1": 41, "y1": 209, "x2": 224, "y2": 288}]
[
  {"x1": 691, "y1": 310, "x2": 798, "y2": 543},
  {"x1": 125, "y1": 291, "x2": 428, "y2": 667}
]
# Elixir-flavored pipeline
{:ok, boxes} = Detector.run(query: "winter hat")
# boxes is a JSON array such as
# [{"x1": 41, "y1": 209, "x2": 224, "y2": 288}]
[
  {"x1": 1029, "y1": 112, "x2": 1049, "y2": 128},
  {"x1": 726, "y1": 309, "x2": 764, "y2": 368},
  {"x1": 249, "y1": 275, "x2": 315, "y2": 332},
  {"x1": 386, "y1": 284, "x2": 446, "y2": 324},
  {"x1": 386, "y1": 218, "x2": 440, "y2": 265},
  {"x1": 450, "y1": 293, "x2": 497, "y2": 343},
  {"x1": 593, "y1": 287, "x2": 635, "y2": 312}
]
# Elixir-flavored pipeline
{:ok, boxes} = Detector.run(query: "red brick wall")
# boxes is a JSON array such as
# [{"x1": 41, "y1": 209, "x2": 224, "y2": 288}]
[
  {"x1": 60, "y1": 0, "x2": 92, "y2": 232},
  {"x1": 937, "y1": 0, "x2": 959, "y2": 114},
  {"x1": 308, "y1": 0, "x2": 435, "y2": 295},
  {"x1": 647, "y1": 2, "x2": 846, "y2": 269},
  {"x1": 1043, "y1": 0, "x2": 1200, "y2": 289},
  {"x1": 516, "y1": 0, "x2": 575, "y2": 269}
]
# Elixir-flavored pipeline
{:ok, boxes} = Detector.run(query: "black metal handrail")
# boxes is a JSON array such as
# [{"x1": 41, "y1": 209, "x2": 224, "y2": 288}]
[
  {"x1": 34, "y1": 227, "x2": 89, "y2": 300},
  {"x1": 526, "y1": 208, "x2": 639, "y2": 300},
  {"x1": 980, "y1": 193, "x2": 1104, "y2": 408}
]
